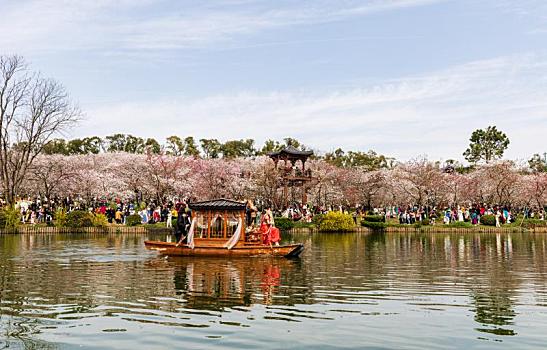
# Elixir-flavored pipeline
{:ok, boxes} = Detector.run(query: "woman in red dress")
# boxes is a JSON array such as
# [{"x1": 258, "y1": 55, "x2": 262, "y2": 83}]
[{"x1": 260, "y1": 208, "x2": 280, "y2": 246}]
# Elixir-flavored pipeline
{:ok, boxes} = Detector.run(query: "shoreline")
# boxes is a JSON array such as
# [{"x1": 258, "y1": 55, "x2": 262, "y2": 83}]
[
  {"x1": 2, "y1": 225, "x2": 547, "y2": 235},
  {"x1": 0, "y1": 226, "x2": 172, "y2": 235},
  {"x1": 289, "y1": 226, "x2": 547, "y2": 234}
]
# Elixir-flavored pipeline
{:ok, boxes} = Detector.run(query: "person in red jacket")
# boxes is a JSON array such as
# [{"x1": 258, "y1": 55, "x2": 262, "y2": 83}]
[{"x1": 260, "y1": 207, "x2": 280, "y2": 246}]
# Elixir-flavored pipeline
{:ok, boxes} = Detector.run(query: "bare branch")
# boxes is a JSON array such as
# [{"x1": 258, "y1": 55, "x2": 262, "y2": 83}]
[{"x1": 0, "y1": 54, "x2": 82, "y2": 205}]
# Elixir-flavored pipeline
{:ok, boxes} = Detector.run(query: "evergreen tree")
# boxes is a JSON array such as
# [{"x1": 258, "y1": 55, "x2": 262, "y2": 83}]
[{"x1": 463, "y1": 126, "x2": 509, "y2": 164}]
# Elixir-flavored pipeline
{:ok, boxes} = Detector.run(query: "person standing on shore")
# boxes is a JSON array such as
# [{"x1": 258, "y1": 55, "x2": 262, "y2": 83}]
[{"x1": 167, "y1": 209, "x2": 173, "y2": 228}]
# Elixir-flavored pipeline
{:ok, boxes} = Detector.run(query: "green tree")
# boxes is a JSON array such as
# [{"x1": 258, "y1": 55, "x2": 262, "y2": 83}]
[
  {"x1": 200, "y1": 138, "x2": 222, "y2": 158},
  {"x1": 105, "y1": 134, "x2": 127, "y2": 152},
  {"x1": 125, "y1": 135, "x2": 145, "y2": 153},
  {"x1": 67, "y1": 138, "x2": 86, "y2": 154},
  {"x1": 221, "y1": 139, "x2": 256, "y2": 158},
  {"x1": 43, "y1": 139, "x2": 68, "y2": 155},
  {"x1": 324, "y1": 148, "x2": 394, "y2": 170},
  {"x1": 324, "y1": 148, "x2": 346, "y2": 167},
  {"x1": 283, "y1": 137, "x2": 309, "y2": 150},
  {"x1": 166, "y1": 135, "x2": 184, "y2": 156},
  {"x1": 258, "y1": 139, "x2": 282, "y2": 155},
  {"x1": 82, "y1": 136, "x2": 103, "y2": 154},
  {"x1": 145, "y1": 138, "x2": 161, "y2": 154},
  {"x1": 183, "y1": 136, "x2": 200, "y2": 157},
  {"x1": 528, "y1": 153, "x2": 547, "y2": 173},
  {"x1": 105, "y1": 134, "x2": 146, "y2": 153},
  {"x1": 463, "y1": 126, "x2": 510, "y2": 164}
]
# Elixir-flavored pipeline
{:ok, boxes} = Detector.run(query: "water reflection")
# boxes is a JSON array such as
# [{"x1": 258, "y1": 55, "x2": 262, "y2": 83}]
[
  {"x1": 0, "y1": 232, "x2": 547, "y2": 349},
  {"x1": 170, "y1": 257, "x2": 298, "y2": 310}
]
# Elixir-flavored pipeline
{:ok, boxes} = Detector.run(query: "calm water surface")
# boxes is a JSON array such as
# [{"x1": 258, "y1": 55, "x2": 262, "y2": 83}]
[{"x1": 1, "y1": 232, "x2": 547, "y2": 349}]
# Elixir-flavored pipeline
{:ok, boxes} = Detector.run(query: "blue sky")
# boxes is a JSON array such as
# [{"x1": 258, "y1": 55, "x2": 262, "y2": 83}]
[{"x1": 1, "y1": 0, "x2": 546, "y2": 161}]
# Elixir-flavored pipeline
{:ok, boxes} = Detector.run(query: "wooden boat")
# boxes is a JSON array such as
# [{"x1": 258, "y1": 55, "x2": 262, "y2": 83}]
[
  {"x1": 144, "y1": 199, "x2": 304, "y2": 258},
  {"x1": 144, "y1": 240, "x2": 304, "y2": 257}
]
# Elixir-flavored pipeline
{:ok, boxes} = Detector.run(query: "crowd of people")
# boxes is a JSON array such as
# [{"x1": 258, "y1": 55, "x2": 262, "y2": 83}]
[
  {"x1": 7, "y1": 196, "x2": 186, "y2": 226},
  {"x1": 5, "y1": 196, "x2": 285, "y2": 245},
  {"x1": 374, "y1": 205, "x2": 546, "y2": 226},
  {"x1": 5, "y1": 196, "x2": 547, "y2": 230}
]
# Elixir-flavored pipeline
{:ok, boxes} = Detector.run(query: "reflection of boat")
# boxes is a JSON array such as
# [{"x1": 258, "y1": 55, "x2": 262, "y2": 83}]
[
  {"x1": 145, "y1": 199, "x2": 304, "y2": 258},
  {"x1": 170, "y1": 257, "x2": 298, "y2": 309}
]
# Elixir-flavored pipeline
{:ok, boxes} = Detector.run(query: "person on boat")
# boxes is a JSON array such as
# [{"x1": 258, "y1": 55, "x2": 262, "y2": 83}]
[
  {"x1": 260, "y1": 207, "x2": 280, "y2": 246},
  {"x1": 175, "y1": 203, "x2": 191, "y2": 244},
  {"x1": 245, "y1": 199, "x2": 258, "y2": 228}
]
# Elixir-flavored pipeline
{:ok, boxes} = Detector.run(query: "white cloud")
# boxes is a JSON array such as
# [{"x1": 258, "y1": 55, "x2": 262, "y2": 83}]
[
  {"x1": 78, "y1": 53, "x2": 547, "y2": 161},
  {"x1": 0, "y1": 0, "x2": 446, "y2": 53}
]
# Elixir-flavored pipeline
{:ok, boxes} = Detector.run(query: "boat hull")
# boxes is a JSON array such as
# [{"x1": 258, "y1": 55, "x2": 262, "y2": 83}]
[{"x1": 144, "y1": 241, "x2": 304, "y2": 258}]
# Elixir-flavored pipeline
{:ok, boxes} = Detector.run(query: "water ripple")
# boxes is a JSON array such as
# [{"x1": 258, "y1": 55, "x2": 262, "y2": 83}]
[{"x1": 1, "y1": 232, "x2": 547, "y2": 349}]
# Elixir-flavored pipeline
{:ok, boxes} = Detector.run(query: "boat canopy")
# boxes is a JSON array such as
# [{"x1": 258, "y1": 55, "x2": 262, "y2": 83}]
[
  {"x1": 189, "y1": 198, "x2": 247, "y2": 212},
  {"x1": 187, "y1": 199, "x2": 246, "y2": 241}
]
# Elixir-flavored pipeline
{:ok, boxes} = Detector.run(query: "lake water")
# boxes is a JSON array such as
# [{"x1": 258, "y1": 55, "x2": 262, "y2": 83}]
[{"x1": 1, "y1": 231, "x2": 547, "y2": 349}]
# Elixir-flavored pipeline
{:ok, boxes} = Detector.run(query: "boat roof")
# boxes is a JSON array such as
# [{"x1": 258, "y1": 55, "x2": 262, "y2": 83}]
[{"x1": 189, "y1": 198, "x2": 247, "y2": 211}]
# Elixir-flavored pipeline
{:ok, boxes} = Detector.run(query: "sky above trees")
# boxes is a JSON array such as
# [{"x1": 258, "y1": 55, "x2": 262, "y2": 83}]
[{"x1": 1, "y1": 0, "x2": 546, "y2": 161}]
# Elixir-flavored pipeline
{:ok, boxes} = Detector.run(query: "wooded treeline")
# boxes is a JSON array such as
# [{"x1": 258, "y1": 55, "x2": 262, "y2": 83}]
[{"x1": 42, "y1": 134, "x2": 395, "y2": 170}]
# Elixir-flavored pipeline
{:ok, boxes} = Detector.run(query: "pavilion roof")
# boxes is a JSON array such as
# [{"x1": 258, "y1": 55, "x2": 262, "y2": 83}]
[
  {"x1": 189, "y1": 198, "x2": 247, "y2": 211},
  {"x1": 268, "y1": 146, "x2": 314, "y2": 158}
]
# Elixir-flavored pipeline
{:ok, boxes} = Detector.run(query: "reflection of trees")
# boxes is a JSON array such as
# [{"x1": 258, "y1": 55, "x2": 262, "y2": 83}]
[
  {"x1": 319, "y1": 231, "x2": 539, "y2": 340},
  {"x1": 413, "y1": 232, "x2": 526, "y2": 338},
  {"x1": 471, "y1": 290, "x2": 516, "y2": 336},
  {"x1": 464, "y1": 234, "x2": 520, "y2": 337}
]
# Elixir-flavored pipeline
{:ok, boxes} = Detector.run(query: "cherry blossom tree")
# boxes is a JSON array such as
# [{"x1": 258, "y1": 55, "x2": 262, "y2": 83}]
[
  {"x1": 472, "y1": 161, "x2": 521, "y2": 206},
  {"x1": 142, "y1": 152, "x2": 189, "y2": 201},
  {"x1": 307, "y1": 160, "x2": 343, "y2": 208},
  {"x1": 390, "y1": 157, "x2": 449, "y2": 207},
  {"x1": 25, "y1": 154, "x2": 76, "y2": 199},
  {"x1": 12, "y1": 151, "x2": 547, "y2": 212},
  {"x1": 520, "y1": 173, "x2": 547, "y2": 208}
]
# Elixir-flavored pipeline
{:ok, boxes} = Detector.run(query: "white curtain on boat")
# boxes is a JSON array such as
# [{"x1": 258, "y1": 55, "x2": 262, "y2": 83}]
[
  {"x1": 187, "y1": 217, "x2": 197, "y2": 249},
  {"x1": 223, "y1": 218, "x2": 242, "y2": 250}
]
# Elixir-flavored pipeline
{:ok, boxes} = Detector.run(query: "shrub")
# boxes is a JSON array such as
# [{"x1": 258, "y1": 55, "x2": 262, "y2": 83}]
[
  {"x1": 0, "y1": 207, "x2": 20, "y2": 229},
  {"x1": 448, "y1": 221, "x2": 473, "y2": 228},
  {"x1": 312, "y1": 214, "x2": 325, "y2": 227},
  {"x1": 480, "y1": 215, "x2": 496, "y2": 226},
  {"x1": 362, "y1": 221, "x2": 387, "y2": 230},
  {"x1": 363, "y1": 215, "x2": 385, "y2": 223},
  {"x1": 92, "y1": 214, "x2": 109, "y2": 227},
  {"x1": 521, "y1": 219, "x2": 547, "y2": 229},
  {"x1": 65, "y1": 210, "x2": 94, "y2": 228},
  {"x1": 319, "y1": 211, "x2": 355, "y2": 232},
  {"x1": 421, "y1": 219, "x2": 430, "y2": 226},
  {"x1": 126, "y1": 214, "x2": 142, "y2": 227},
  {"x1": 274, "y1": 217, "x2": 294, "y2": 231},
  {"x1": 55, "y1": 208, "x2": 67, "y2": 227}
]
